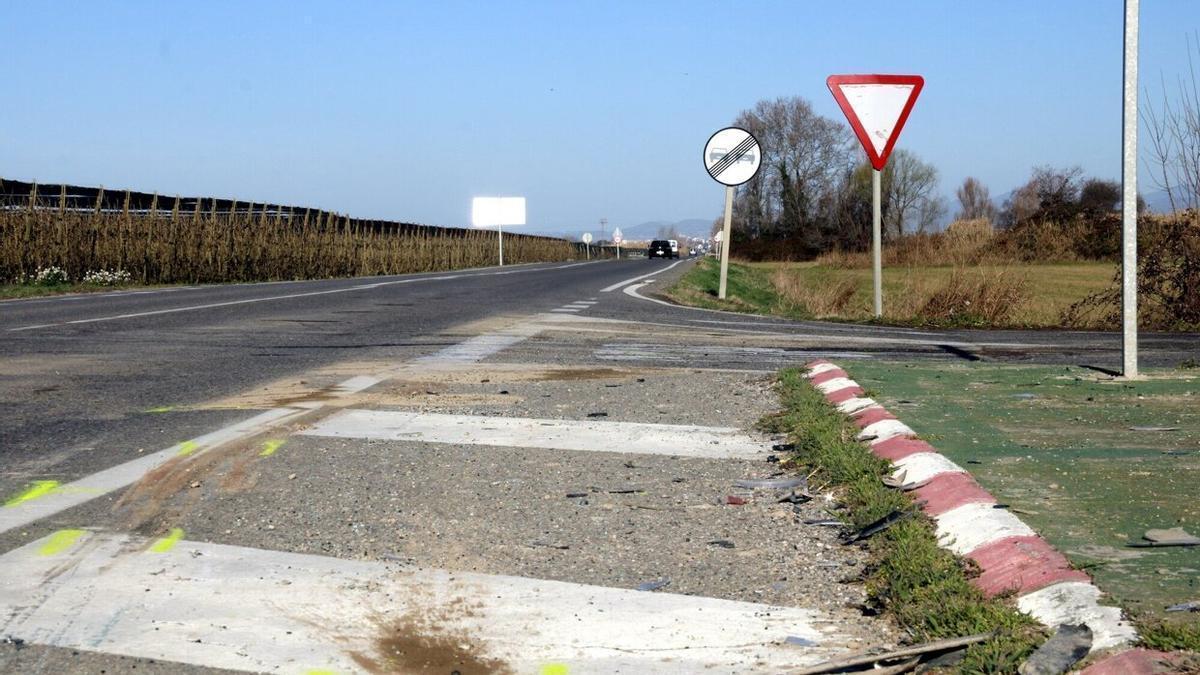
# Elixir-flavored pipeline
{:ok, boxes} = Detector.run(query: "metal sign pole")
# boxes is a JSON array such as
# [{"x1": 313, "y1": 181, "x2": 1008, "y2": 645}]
[
  {"x1": 585, "y1": 243, "x2": 590, "y2": 260},
  {"x1": 872, "y1": 168, "x2": 883, "y2": 317},
  {"x1": 498, "y1": 224, "x2": 504, "y2": 267},
  {"x1": 1122, "y1": 0, "x2": 1139, "y2": 378},
  {"x1": 718, "y1": 185, "x2": 734, "y2": 299}
]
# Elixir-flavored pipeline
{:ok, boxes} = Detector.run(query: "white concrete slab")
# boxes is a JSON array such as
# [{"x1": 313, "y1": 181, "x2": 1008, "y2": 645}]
[
  {"x1": 1017, "y1": 582, "x2": 1137, "y2": 651},
  {"x1": 934, "y1": 502, "x2": 1037, "y2": 555},
  {"x1": 301, "y1": 410, "x2": 770, "y2": 459},
  {"x1": 0, "y1": 531, "x2": 850, "y2": 674}
]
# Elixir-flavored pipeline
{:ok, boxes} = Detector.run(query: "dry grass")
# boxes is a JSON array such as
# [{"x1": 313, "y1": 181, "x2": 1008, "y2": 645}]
[
  {"x1": 0, "y1": 195, "x2": 579, "y2": 284},
  {"x1": 818, "y1": 218, "x2": 996, "y2": 269}
]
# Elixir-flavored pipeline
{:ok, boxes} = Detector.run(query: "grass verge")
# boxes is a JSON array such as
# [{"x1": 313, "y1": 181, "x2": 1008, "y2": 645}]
[
  {"x1": 763, "y1": 368, "x2": 1044, "y2": 673},
  {"x1": 0, "y1": 282, "x2": 143, "y2": 300},
  {"x1": 663, "y1": 257, "x2": 807, "y2": 317},
  {"x1": 664, "y1": 257, "x2": 1116, "y2": 329}
]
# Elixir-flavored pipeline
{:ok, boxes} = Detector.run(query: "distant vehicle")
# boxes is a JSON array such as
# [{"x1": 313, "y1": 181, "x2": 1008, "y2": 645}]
[
  {"x1": 647, "y1": 240, "x2": 674, "y2": 259},
  {"x1": 668, "y1": 240, "x2": 679, "y2": 257}
]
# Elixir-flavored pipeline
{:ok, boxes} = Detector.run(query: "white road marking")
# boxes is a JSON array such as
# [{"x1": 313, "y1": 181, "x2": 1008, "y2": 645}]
[
  {"x1": 599, "y1": 259, "x2": 687, "y2": 292},
  {"x1": 7, "y1": 261, "x2": 605, "y2": 332},
  {"x1": 0, "y1": 407, "x2": 305, "y2": 535},
  {"x1": 0, "y1": 531, "x2": 847, "y2": 674},
  {"x1": 1, "y1": 318, "x2": 551, "y2": 534},
  {"x1": 550, "y1": 308, "x2": 581, "y2": 313},
  {"x1": 934, "y1": 502, "x2": 1036, "y2": 555},
  {"x1": 302, "y1": 410, "x2": 770, "y2": 459},
  {"x1": 1016, "y1": 582, "x2": 1137, "y2": 651}
]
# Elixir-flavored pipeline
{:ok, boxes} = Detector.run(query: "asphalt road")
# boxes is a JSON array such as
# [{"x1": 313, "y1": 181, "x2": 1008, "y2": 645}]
[
  {"x1": 2, "y1": 257, "x2": 1197, "y2": 493},
  {"x1": 0, "y1": 257, "x2": 1196, "y2": 673}
]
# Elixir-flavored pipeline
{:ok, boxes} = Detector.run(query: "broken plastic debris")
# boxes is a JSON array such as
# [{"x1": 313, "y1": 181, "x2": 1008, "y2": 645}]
[
  {"x1": 1166, "y1": 601, "x2": 1200, "y2": 612},
  {"x1": 1013, "y1": 393, "x2": 1037, "y2": 400},
  {"x1": 734, "y1": 477, "x2": 806, "y2": 490},
  {"x1": 1129, "y1": 425, "x2": 1180, "y2": 432},
  {"x1": 842, "y1": 509, "x2": 913, "y2": 544},
  {"x1": 804, "y1": 518, "x2": 846, "y2": 527},
  {"x1": 706, "y1": 539, "x2": 735, "y2": 549},
  {"x1": 586, "y1": 411, "x2": 608, "y2": 418},
  {"x1": 784, "y1": 635, "x2": 817, "y2": 647},
  {"x1": 635, "y1": 578, "x2": 670, "y2": 592},
  {"x1": 724, "y1": 495, "x2": 747, "y2": 505},
  {"x1": 1017, "y1": 623, "x2": 1092, "y2": 675}
]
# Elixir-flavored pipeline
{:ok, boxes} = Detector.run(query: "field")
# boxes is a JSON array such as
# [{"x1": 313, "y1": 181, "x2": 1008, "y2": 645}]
[
  {"x1": 668, "y1": 257, "x2": 1115, "y2": 329},
  {"x1": 0, "y1": 181, "x2": 584, "y2": 291}
]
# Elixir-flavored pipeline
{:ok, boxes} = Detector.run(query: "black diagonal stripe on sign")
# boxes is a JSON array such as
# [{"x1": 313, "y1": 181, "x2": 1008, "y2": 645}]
[{"x1": 708, "y1": 135, "x2": 757, "y2": 178}]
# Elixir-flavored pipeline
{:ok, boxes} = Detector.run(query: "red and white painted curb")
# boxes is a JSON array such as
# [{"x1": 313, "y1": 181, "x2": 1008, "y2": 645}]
[{"x1": 803, "y1": 360, "x2": 1179, "y2": 670}]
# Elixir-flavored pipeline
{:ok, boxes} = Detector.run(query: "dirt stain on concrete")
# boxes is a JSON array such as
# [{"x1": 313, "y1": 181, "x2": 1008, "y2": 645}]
[{"x1": 349, "y1": 599, "x2": 512, "y2": 675}]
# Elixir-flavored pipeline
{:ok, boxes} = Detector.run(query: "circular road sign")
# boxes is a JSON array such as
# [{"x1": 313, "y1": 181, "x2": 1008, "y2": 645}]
[
  {"x1": 703, "y1": 127, "x2": 762, "y2": 187},
  {"x1": 612, "y1": 228, "x2": 624, "y2": 244},
  {"x1": 582, "y1": 232, "x2": 593, "y2": 244}
]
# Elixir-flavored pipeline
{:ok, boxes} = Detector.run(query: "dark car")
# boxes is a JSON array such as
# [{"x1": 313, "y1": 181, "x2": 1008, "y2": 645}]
[{"x1": 648, "y1": 240, "x2": 674, "y2": 259}]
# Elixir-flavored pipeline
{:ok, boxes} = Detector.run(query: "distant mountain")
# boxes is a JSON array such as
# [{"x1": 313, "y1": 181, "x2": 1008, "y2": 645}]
[{"x1": 620, "y1": 218, "x2": 714, "y2": 241}]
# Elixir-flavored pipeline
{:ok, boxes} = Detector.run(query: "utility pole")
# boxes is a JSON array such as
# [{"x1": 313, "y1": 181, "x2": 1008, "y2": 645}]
[
  {"x1": 1121, "y1": 0, "x2": 1139, "y2": 378},
  {"x1": 600, "y1": 218, "x2": 607, "y2": 243}
]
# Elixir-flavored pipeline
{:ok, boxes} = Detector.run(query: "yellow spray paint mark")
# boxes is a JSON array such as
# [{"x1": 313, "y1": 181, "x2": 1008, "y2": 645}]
[
  {"x1": 149, "y1": 528, "x2": 185, "y2": 553},
  {"x1": 540, "y1": 664, "x2": 570, "y2": 675},
  {"x1": 4, "y1": 480, "x2": 61, "y2": 507},
  {"x1": 38, "y1": 529, "x2": 86, "y2": 556},
  {"x1": 176, "y1": 440, "x2": 200, "y2": 457},
  {"x1": 259, "y1": 439, "x2": 286, "y2": 457},
  {"x1": 145, "y1": 405, "x2": 175, "y2": 413}
]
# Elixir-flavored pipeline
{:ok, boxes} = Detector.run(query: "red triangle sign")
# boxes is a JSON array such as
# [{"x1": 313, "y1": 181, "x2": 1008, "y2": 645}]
[{"x1": 827, "y1": 74, "x2": 924, "y2": 171}]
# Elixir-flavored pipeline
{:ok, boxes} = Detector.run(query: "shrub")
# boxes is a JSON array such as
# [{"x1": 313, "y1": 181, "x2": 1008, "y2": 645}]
[
  {"x1": 82, "y1": 268, "x2": 133, "y2": 286},
  {"x1": 1063, "y1": 212, "x2": 1200, "y2": 330},
  {"x1": 26, "y1": 266, "x2": 69, "y2": 285},
  {"x1": 918, "y1": 267, "x2": 1030, "y2": 326}
]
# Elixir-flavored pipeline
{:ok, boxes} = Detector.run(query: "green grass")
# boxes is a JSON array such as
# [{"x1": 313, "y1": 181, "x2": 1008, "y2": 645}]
[
  {"x1": 0, "y1": 281, "x2": 143, "y2": 300},
  {"x1": 664, "y1": 257, "x2": 806, "y2": 317},
  {"x1": 844, "y1": 361, "x2": 1200, "y2": 646},
  {"x1": 767, "y1": 369, "x2": 1044, "y2": 673}
]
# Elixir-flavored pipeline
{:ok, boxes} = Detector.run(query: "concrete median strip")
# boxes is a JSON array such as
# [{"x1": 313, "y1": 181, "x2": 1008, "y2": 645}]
[
  {"x1": 302, "y1": 410, "x2": 771, "y2": 459},
  {"x1": 0, "y1": 530, "x2": 849, "y2": 673},
  {"x1": 802, "y1": 359, "x2": 1140, "y2": 657}
]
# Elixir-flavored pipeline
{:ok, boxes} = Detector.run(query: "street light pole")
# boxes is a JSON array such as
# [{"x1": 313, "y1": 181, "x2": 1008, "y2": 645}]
[{"x1": 1122, "y1": 0, "x2": 1139, "y2": 378}]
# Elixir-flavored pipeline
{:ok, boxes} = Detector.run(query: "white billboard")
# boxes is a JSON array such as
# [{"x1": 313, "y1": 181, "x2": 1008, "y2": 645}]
[{"x1": 472, "y1": 197, "x2": 526, "y2": 227}]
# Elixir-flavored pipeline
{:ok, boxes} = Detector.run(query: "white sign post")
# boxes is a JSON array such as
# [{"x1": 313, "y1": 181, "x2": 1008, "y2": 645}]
[
  {"x1": 582, "y1": 232, "x2": 593, "y2": 260},
  {"x1": 612, "y1": 228, "x2": 623, "y2": 259},
  {"x1": 1121, "y1": 0, "x2": 1139, "y2": 378},
  {"x1": 703, "y1": 127, "x2": 762, "y2": 299},
  {"x1": 472, "y1": 197, "x2": 526, "y2": 267},
  {"x1": 827, "y1": 75, "x2": 924, "y2": 318}
]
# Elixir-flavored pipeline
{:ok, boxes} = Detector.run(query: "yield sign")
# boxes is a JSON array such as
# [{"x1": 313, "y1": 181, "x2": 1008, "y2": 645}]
[{"x1": 827, "y1": 74, "x2": 924, "y2": 170}]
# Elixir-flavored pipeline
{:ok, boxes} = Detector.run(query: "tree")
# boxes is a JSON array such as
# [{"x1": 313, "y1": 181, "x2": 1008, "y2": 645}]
[
  {"x1": 731, "y1": 97, "x2": 855, "y2": 242},
  {"x1": 843, "y1": 149, "x2": 940, "y2": 240},
  {"x1": 955, "y1": 177, "x2": 997, "y2": 221},
  {"x1": 1143, "y1": 33, "x2": 1200, "y2": 211},
  {"x1": 999, "y1": 166, "x2": 1083, "y2": 227}
]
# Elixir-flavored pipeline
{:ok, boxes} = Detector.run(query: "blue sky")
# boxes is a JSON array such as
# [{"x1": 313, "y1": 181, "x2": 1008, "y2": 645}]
[{"x1": 3, "y1": 2, "x2": 1197, "y2": 234}]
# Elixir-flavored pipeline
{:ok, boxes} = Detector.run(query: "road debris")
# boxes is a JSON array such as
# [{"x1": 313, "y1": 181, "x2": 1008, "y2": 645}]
[
  {"x1": 734, "y1": 477, "x2": 806, "y2": 490},
  {"x1": 1128, "y1": 527, "x2": 1200, "y2": 548},
  {"x1": 706, "y1": 539, "x2": 735, "y2": 549},
  {"x1": 1129, "y1": 425, "x2": 1180, "y2": 432},
  {"x1": 777, "y1": 490, "x2": 812, "y2": 504},
  {"x1": 795, "y1": 632, "x2": 993, "y2": 674},
  {"x1": 586, "y1": 411, "x2": 608, "y2": 418},
  {"x1": 784, "y1": 635, "x2": 817, "y2": 647},
  {"x1": 804, "y1": 518, "x2": 846, "y2": 527},
  {"x1": 635, "y1": 578, "x2": 670, "y2": 592},
  {"x1": 842, "y1": 510, "x2": 914, "y2": 544},
  {"x1": 1166, "y1": 601, "x2": 1200, "y2": 612},
  {"x1": 724, "y1": 495, "x2": 747, "y2": 505},
  {"x1": 1017, "y1": 623, "x2": 1092, "y2": 675}
]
